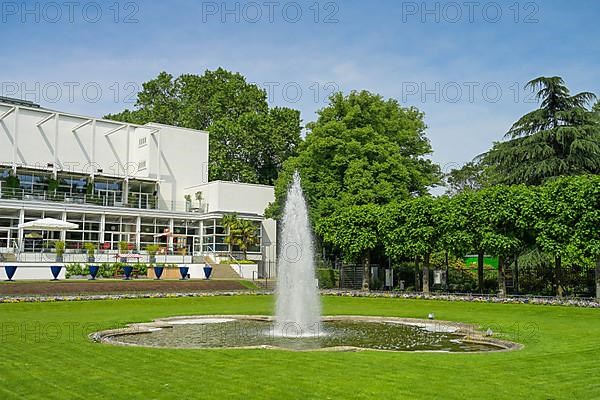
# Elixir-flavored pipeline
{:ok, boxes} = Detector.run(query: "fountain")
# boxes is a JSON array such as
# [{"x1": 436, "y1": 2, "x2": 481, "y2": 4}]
[
  {"x1": 92, "y1": 173, "x2": 519, "y2": 353},
  {"x1": 274, "y1": 171, "x2": 321, "y2": 338}
]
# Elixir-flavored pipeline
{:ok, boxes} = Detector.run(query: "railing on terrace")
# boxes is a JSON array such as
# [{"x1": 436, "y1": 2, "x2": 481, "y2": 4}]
[{"x1": 0, "y1": 187, "x2": 208, "y2": 213}]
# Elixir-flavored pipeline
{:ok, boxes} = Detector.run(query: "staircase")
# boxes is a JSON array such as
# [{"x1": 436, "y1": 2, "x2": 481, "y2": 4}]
[
  {"x1": 0, "y1": 253, "x2": 17, "y2": 262},
  {"x1": 203, "y1": 256, "x2": 242, "y2": 279},
  {"x1": 255, "y1": 279, "x2": 276, "y2": 291}
]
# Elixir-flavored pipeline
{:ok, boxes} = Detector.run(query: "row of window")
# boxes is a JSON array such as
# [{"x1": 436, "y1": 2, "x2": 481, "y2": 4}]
[{"x1": 0, "y1": 212, "x2": 262, "y2": 254}]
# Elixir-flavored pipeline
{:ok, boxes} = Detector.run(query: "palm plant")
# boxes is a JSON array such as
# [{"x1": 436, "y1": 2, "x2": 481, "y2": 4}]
[
  {"x1": 230, "y1": 219, "x2": 259, "y2": 261},
  {"x1": 222, "y1": 212, "x2": 239, "y2": 249},
  {"x1": 222, "y1": 213, "x2": 258, "y2": 260},
  {"x1": 484, "y1": 76, "x2": 600, "y2": 185}
]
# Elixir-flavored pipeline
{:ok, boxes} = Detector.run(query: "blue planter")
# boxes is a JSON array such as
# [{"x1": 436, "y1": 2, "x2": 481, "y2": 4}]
[
  {"x1": 4, "y1": 265, "x2": 17, "y2": 281},
  {"x1": 123, "y1": 266, "x2": 134, "y2": 280},
  {"x1": 153, "y1": 266, "x2": 164, "y2": 280},
  {"x1": 50, "y1": 266, "x2": 62, "y2": 280},
  {"x1": 88, "y1": 265, "x2": 99, "y2": 280},
  {"x1": 203, "y1": 266, "x2": 213, "y2": 280},
  {"x1": 179, "y1": 266, "x2": 189, "y2": 280}
]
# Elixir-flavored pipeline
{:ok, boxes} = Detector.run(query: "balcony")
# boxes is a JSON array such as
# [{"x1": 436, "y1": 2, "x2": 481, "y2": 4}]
[{"x1": 0, "y1": 186, "x2": 211, "y2": 214}]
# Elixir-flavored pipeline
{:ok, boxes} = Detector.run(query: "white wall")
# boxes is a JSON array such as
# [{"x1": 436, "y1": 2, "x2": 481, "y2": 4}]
[
  {"x1": 185, "y1": 181, "x2": 273, "y2": 215},
  {"x1": 186, "y1": 181, "x2": 277, "y2": 269},
  {"x1": 146, "y1": 123, "x2": 209, "y2": 211},
  {"x1": 0, "y1": 103, "x2": 209, "y2": 209},
  {"x1": 0, "y1": 263, "x2": 66, "y2": 280}
]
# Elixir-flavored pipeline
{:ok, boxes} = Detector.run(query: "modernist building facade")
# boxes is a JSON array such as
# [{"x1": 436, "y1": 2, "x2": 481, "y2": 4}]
[{"x1": 0, "y1": 97, "x2": 276, "y2": 275}]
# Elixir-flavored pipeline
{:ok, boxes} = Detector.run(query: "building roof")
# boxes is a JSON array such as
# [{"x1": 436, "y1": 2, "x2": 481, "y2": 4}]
[{"x1": 0, "y1": 96, "x2": 40, "y2": 108}]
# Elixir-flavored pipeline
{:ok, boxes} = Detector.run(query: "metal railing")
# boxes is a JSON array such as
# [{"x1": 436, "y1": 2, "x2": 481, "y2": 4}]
[{"x1": 0, "y1": 186, "x2": 209, "y2": 214}]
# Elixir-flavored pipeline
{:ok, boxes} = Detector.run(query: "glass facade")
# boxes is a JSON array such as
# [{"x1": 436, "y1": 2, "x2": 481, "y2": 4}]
[
  {"x1": 201, "y1": 218, "x2": 262, "y2": 254},
  {"x1": 0, "y1": 166, "x2": 158, "y2": 210}
]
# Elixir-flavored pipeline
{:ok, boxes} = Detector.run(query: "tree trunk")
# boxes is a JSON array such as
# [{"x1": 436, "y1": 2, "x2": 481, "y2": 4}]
[
  {"x1": 445, "y1": 250, "x2": 450, "y2": 292},
  {"x1": 513, "y1": 253, "x2": 519, "y2": 294},
  {"x1": 596, "y1": 258, "x2": 600, "y2": 301},
  {"x1": 361, "y1": 252, "x2": 370, "y2": 291},
  {"x1": 414, "y1": 256, "x2": 421, "y2": 292},
  {"x1": 555, "y1": 256, "x2": 564, "y2": 297},
  {"x1": 422, "y1": 253, "x2": 430, "y2": 293},
  {"x1": 477, "y1": 250, "x2": 484, "y2": 293},
  {"x1": 497, "y1": 255, "x2": 506, "y2": 297}
]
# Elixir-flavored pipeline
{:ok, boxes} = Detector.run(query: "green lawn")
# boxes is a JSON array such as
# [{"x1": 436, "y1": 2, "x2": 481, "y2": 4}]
[{"x1": 0, "y1": 296, "x2": 598, "y2": 399}]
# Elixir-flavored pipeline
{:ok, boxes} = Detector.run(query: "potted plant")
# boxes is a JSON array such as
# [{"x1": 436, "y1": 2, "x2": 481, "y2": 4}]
[
  {"x1": 4, "y1": 265, "x2": 17, "y2": 281},
  {"x1": 118, "y1": 241, "x2": 129, "y2": 263},
  {"x1": 153, "y1": 263, "x2": 165, "y2": 280},
  {"x1": 146, "y1": 244, "x2": 160, "y2": 264},
  {"x1": 54, "y1": 241, "x2": 65, "y2": 262},
  {"x1": 120, "y1": 262, "x2": 133, "y2": 280},
  {"x1": 179, "y1": 264, "x2": 189, "y2": 280},
  {"x1": 50, "y1": 265, "x2": 62, "y2": 280},
  {"x1": 88, "y1": 264, "x2": 100, "y2": 280},
  {"x1": 84, "y1": 242, "x2": 96, "y2": 262},
  {"x1": 203, "y1": 263, "x2": 213, "y2": 280},
  {"x1": 195, "y1": 191, "x2": 203, "y2": 211}
]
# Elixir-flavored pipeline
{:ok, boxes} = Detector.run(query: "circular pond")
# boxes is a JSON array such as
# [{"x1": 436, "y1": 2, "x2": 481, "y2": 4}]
[{"x1": 92, "y1": 316, "x2": 520, "y2": 353}]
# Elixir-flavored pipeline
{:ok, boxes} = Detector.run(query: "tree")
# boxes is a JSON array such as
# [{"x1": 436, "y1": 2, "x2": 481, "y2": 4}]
[
  {"x1": 448, "y1": 190, "x2": 488, "y2": 292},
  {"x1": 484, "y1": 77, "x2": 600, "y2": 185},
  {"x1": 380, "y1": 197, "x2": 447, "y2": 293},
  {"x1": 230, "y1": 219, "x2": 259, "y2": 260},
  {"x1": 318, "y1": 204, "x2": 382, "y2": 290},
  {"x1": 478, "y1": 185, "x2": 534, "y2": 296},
  {"x1": 533, "y1": 178, "x2": 581, "y2": 296},
  {"x1": 565, "y1": 175, "x2": 600, "y2": 300},
  {"x1": 221, "y1": 213, "x2": 259, "y2": 260},
  {"x1": 106, "y1": 69, "x2": 302, "y2": 185},
  {"x1": 267, "y1": 91, "x2": 440, "y2": 220},
  {"x1": 445, "y1": 161, "x2": 488, "y2": 195},
  {"x1": 266, "y1": 91, "x2": 440, "y2": 284}
]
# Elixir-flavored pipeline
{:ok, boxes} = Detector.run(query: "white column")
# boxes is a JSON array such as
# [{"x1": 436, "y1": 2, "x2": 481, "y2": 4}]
[
  {"x1": 13, "y1": 107, "x2": 19, "y2": 173},
  {"x1": 17, "y1": 208, "x2": 24, "y2": 253},
  {"x1": 99, "y1": 214, "x2": 106, "y2": 250},
  {"x1": 135, "y1": 216, "x2": 141, "y2": 251},
  {"x1": 91, "y1": 119, "x2": 96, "y2": 179},
  {"x1": 53, "y1": 113, "x2": 60, "y2": 177},
  {"x1": 60, "y1": 211, "x2": 67, "y2": 242},
  {"x1": 168, "y1": 218, "x2": 174, "y2": 253}
]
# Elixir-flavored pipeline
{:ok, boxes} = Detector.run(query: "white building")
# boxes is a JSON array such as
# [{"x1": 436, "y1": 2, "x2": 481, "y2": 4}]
[{"x1": 0, "y1": 97, "x2": 276, "y2": 277}]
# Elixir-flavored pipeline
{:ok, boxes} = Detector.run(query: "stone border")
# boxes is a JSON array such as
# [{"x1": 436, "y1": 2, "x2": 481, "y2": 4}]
[
  {"x1": 1, "y1": 289, "x2": 598, "y2": 308},
  {"x1": 90, "y1": 315, "x2": 522, "y2": 353},
  {"x1": 321, "y1": 290, "x2": 600, "y2": 308}
]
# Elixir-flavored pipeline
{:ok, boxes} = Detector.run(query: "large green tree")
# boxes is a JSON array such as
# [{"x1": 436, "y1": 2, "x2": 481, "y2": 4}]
[
  {"x1": 267, "y1": 91, "x2": 440, "y2": 287},
  {"x1": 484, "y1": 77, "x2": 599, "y2": 185},
  {"x1": 267, "y1": 90, "x2": 440, "y2": 220},
  {"x1": 106, "y1": 69, "x2": 301, "y2": 185},
  {"x1": 380, "y1": 196, "x2": 447, "y2": 293},
  {"x1": 318, "y1": 204, "x2": 382, "y2": 290}
]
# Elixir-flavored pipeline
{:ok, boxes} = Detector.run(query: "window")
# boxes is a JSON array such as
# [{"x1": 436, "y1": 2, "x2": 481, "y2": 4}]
[
  {"x1": 138, "y1": 137, "x2": 147, "y2": 147},
  {"x1": 138, "y1": 160, "x2": 147, "y2": 170}
]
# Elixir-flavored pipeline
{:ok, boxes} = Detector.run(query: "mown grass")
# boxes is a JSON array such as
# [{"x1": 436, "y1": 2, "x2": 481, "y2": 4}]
[{"x1": 0, "y1": 296, "x2": 598, "y2": 399}]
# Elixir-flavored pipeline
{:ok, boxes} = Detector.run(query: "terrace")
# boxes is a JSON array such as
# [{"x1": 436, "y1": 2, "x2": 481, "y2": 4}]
[{"x1": 0, "y1": 165, "x2": 206, "y2": 213}]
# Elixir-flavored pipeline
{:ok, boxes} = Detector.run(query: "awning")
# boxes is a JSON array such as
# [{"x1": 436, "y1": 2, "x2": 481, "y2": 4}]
[{"x1": 18, "y1": 218, "x2": 79, "y2": 231}]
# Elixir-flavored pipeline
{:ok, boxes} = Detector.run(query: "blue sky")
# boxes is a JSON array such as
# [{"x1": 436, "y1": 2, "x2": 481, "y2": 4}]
[{"x1": 2, "y1": 0, "x2": 600, "y2": 173}]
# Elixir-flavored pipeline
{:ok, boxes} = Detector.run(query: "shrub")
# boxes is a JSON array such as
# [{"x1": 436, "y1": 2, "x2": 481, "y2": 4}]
[
  {"x1": 66, "y1": 263, "x2": 84, "y2": 278},
  {"x1": 317, "y1": 268, "x2": 339, "y2": 289}
]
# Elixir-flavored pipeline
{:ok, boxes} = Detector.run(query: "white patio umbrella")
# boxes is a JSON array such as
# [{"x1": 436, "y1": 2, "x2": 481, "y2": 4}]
[
  {"x1": 18, "y1": 218, "x2": 79, "y2": 231},
  {"x1": 18, "y1": 218, "x2": 79, "y2": 253}
]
